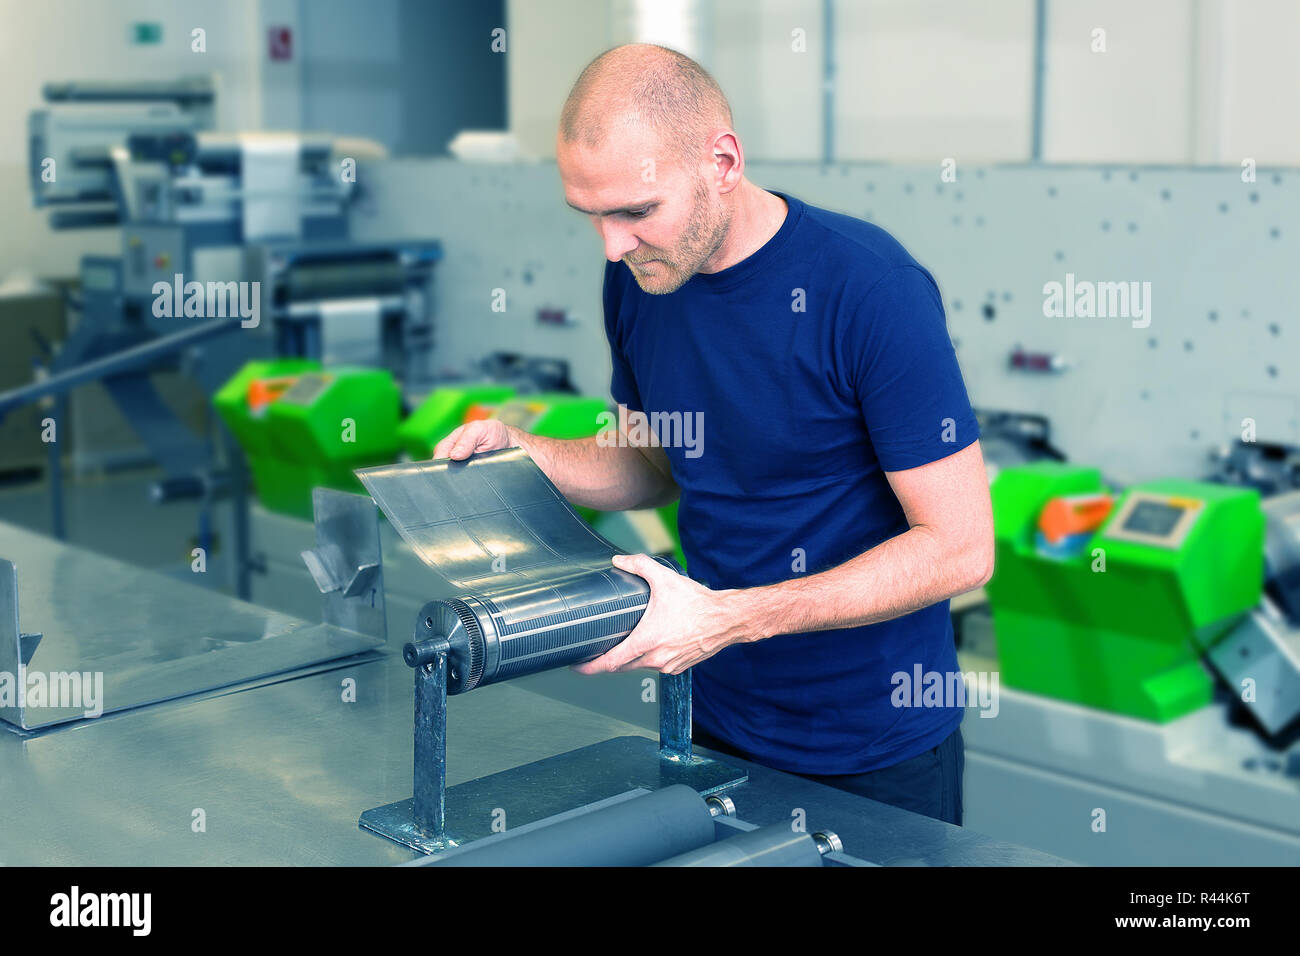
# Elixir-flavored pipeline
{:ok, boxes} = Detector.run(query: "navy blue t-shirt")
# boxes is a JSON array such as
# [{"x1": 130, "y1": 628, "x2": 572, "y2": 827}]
[{"x1": 601, "y1": 191, "x2": 980, "y2": 775}]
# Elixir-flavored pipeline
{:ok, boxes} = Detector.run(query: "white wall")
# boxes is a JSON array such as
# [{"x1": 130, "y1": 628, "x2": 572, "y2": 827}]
[
  {"x1": 712, "y1": 0, "x2": 824, "y2": 162},
  {"x1": 507, "y1": 0, "x2": 826, "y2": 161},
  {"x1": 257, "y1": 0, "x2": 302, "y2": 130},
  {"x1": 1207, "y1": 0, "x2": 1300, "y2": 165},
  {"x1": 1043, "y1": 0, "x2": 1300, "y2": 165},
  {"x1": 1042, "y1": 0, "x2": 1194, "y2": 163},
  {"x1": 834, "y1": 0, "x2": 1036, "y2": 163},
  {"x1": 506, "y1": 0, "x2": 615, "y2": 159},
  {"x1": 505, "y1": 0, "x2": 1300, "y2": 166}
]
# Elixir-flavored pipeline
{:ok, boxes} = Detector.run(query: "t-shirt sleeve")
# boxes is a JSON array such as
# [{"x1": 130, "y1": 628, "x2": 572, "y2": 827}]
[
  {"x1": 601, "y1": 261, "x2": 645, "y2": 413},
  {"x1": 848, "y1": 265, "x2": 981, "y2": 472}
]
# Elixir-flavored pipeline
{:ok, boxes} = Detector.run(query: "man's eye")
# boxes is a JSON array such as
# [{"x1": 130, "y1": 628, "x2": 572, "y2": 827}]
[{"x1": 626, "y1": 207, "x2": 652, "y2": 218}]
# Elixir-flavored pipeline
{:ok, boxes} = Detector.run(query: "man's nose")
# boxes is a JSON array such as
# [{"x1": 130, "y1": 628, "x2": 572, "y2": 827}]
[{"x1": 597, "y1": 220, "x2": 639, "y2": 263}]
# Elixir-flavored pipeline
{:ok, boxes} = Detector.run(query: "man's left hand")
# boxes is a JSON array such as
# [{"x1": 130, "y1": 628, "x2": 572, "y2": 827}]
[{"x1": 571, "y1": 553, "x2": 752, "y2": 675}]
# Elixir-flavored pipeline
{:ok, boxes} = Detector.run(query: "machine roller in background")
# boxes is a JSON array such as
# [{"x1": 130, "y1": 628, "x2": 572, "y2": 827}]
[
  {"x1": 414, "y1": 786, "x2": 851, "y2": 867},
  {"x1": 425, "y1": 786, "x2": 721, "y2": 867},
  {"x1": 653, "y1": 822, "x2": 841, "y2": 867}
]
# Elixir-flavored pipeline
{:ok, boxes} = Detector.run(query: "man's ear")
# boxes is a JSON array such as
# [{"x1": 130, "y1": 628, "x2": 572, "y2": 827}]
[{"x1": 711, "y1": 131, "x2": 744, "y2": 194}]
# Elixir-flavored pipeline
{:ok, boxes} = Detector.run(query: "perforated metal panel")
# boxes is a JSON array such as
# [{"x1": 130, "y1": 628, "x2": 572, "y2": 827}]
[{"x1": 353, "y1": 158, "x2": 1297, "y2": 481}]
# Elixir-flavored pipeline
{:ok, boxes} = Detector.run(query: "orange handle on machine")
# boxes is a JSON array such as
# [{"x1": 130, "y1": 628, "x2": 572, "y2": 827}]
[
  {"x1": 1038, "y1": 493, "x2": 1115, "y2": 545},
  {"x1": 247, "y1": 376, "x2": 301, "y2": 414}
]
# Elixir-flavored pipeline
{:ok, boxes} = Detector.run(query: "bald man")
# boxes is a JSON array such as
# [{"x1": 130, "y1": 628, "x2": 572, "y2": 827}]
[{"x1": 434, "y1": 44, "x2": 993, "y2": 826}]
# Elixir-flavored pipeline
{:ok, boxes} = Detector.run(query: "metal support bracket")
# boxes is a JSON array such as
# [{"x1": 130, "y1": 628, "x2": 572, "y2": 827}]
[
  {"x1": 0, "y1": 560, "x2": 43, "y2": 727},
  {"x1": 300, "y1": 488, "x2": 386, "y2": 641},
  {"x1": 359, "y1": 633, "x2": 748, "y2": 856}
]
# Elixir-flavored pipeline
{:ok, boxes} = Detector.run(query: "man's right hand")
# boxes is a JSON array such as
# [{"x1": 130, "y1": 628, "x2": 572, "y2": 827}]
[{"x1": 432, "y1": 419, "x2": 517, "y2": 461}]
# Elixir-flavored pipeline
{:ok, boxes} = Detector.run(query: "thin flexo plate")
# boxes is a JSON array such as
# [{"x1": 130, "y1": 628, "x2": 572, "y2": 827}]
[{"x1": 355, "y1": 447, "x2": 640, "y2": 599}]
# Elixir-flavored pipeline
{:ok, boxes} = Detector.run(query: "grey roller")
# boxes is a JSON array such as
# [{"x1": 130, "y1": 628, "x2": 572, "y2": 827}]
[
  {"x1": 429, "y1": 785, "x2": 717, "y2": 867},
  {"x1": 358, "y1": 447, "x2": 681, "y2": 694},
  {"x1": 284, "y1": 259, "x2": 406, "y2": 302},
  {"x1": 652, "y1": 824, "x2": 826, "y2": 867}
]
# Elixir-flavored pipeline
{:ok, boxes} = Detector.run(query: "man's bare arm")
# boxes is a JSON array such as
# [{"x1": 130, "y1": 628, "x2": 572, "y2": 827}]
[
  {"x1": 431, "y1": 408, "x2": 679, "y2": 512},
  {"x1": 574, "y1": 440, "x2": 994, "y2": 675},
  {"x1": 505, "y1": 429, "x2": 679, "y2": 511},
  {"x1": 724, "y1": 440, "x2": 994, "y2": 639}
]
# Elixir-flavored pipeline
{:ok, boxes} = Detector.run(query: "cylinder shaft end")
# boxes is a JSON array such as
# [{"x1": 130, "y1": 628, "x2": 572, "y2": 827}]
[
  {"x1": 812, "y1": 830, "x2": 843, "y2": 855},
  {"x1": 403, "y1": 638, "x2": 449, "y2": 669},
  {"x1": 705, "y1": 794, "x2": 736, "y2": 818}
]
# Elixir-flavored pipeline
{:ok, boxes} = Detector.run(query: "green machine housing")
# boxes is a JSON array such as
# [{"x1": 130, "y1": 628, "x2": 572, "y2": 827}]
[
  {"x1": 397, "y1": 384, "x2": 519, "y2": 459},
  {"x1": 215, "y1": 359, "x2": 402, "y2": 519},
  {"x1": 985, "y1": 463, "x2": 1264, "y2": 722}
]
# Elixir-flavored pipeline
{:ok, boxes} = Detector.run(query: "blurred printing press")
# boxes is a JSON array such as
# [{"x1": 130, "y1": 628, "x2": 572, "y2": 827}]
[{"x1": 8, "y1": 76, "x2": 441, "y2": 561}]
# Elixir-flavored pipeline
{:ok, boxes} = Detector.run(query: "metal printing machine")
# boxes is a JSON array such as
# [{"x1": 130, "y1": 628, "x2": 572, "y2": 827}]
[{"x1": 6, "y1": 77, "x2": 441, "y2": 559}]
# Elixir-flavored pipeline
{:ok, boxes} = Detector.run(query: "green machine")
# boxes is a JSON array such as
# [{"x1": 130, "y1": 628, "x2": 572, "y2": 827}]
[
  {"x1": 490, "y1": 393, "x2": 612, "y2": 440},
  {"x1": 216, "y1": 360, "x2": 402, "y2": 519},
  {"x1": 401, "y1": 386, "x2": 686, "y2": 568},
  {"x1": 399, "y1": 388, "x2": 612, "y2": 457},
  {"x1": 985, "y1": 463, "x2": 1264, "y2": 722},
  {"x1": 397, "y1": 384, "x2": 518, "y2": 459}
]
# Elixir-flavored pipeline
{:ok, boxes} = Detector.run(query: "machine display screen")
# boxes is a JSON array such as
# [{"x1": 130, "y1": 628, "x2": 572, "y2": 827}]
[
  {"x1": 280, "y1": 374, "x2": 331, "y2": 405},
  {"x1": 1122, "y1": 500, "x2": 1186, "y2": 537}
]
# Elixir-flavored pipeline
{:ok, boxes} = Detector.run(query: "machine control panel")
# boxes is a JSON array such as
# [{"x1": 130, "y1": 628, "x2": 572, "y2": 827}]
[
  {"x1": 122, "y1": 225, "x2": 186, "y2": 298},
  {"x1": 279, "y1": 373, "x2": 332, "y2": 406},
  {"x1": 1102, "y1": 491, "x2": 1205, "y2": 549}
]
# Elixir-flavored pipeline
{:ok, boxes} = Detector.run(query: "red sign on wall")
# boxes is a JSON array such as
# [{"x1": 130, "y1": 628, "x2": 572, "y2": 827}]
[{"x1": 268, "y1": 26, "x2": 293, "y2": 61}]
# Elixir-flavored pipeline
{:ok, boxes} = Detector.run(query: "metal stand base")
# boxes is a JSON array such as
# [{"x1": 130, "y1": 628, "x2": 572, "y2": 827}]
[
  {"x1": 360, "y1": 635, "x2": 742, "y2": 855},
  {"x1": 360, "y1": 735, "x2": 747, "y2": 855}
]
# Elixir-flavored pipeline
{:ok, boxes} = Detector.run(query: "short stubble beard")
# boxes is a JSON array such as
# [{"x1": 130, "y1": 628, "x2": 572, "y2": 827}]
[{"x1": 626, "y1": 176, "x2": 732, "y2": 295}]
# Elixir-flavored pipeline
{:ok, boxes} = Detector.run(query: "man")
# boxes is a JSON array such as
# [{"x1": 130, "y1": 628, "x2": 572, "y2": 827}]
[{"x1": 433, "y1": 44, "x2": 993, "y2": 826}]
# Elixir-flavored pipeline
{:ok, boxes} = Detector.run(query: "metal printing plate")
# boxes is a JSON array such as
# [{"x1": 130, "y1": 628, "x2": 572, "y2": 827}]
[{"x1": 356, "y1": 447, "x2": 631, "y2": 592}]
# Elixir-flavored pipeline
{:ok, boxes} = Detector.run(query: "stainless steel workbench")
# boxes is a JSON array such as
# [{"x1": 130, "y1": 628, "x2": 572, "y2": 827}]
[
  {"x1": 0, "y1": 522, "x2": 1073, "y2": 866},
  {"x1": 0, "y1": 649, "x2": 1071, "y2": 865}
]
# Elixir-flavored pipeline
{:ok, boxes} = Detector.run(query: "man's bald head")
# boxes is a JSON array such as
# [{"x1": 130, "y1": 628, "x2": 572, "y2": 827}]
[{"x1": 560, "y1": 44, "x2": 733, "y2": 164}]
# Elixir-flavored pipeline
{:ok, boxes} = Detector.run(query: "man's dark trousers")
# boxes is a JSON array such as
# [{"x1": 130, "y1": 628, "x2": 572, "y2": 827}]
[{"x1": 691, "y1": 723, "x2": 965, "y2": 826}]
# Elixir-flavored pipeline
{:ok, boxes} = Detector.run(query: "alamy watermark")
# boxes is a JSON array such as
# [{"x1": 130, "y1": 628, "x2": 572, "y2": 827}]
[
  {"x1": 891, "y1": 664, "x2": 999, "y2": 718},
  {"x1": 0, "y1": 665, "x2": 104, "y2": 718},
  {"x1": 596, "y1": 404, "x2": 704, "y2": 459},
  {"x1": 50, "y1": 886, "x2": 150, "y2": 936},
  {"x1": 1042, "y1": 272, "x2": 1151, "y2": 329},
  {"x1": 152, "y1": 273, "x2": 260, "y2": 328}
]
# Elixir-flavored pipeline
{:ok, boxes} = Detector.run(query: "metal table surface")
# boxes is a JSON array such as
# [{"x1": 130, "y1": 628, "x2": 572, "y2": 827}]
[
  {"x1": 0, "y1": 520, "x2": 381, "y2": 730},
  {"x1": 0, "y1": 514, "x2": 1071, "y2": 865},
  {"x1": 0, "y1": 643, "x2": 1072, "y2": 865}
]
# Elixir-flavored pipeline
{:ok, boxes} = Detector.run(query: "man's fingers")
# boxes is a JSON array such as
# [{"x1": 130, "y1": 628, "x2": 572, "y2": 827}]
[
  {"x1": 611, "y1": 552, "x2": 664, "y2": 581},
  {"x1": 433, "y1": 426, "x2": 464, "y2": 460},
  {"x1": 572, "y1": 653, "x2": 615, "y2": 675},
  {"x1": 436, "y1": 422, "x2": 510, "y2": 462},
  {"x1": 454, "y1": 428, "x2": 477, "y2": 459},
  {"x1": 448, "y1": 426, "x2": 479, "y2": 460},
  {"x1": 573, "y1": 625, "x2": 651, "y2": 674}
]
